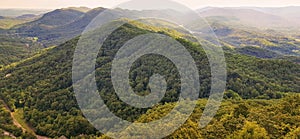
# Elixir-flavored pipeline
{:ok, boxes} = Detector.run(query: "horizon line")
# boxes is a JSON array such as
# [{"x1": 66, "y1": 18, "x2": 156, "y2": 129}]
[{"x1": 1, "y1": 5, "x2": 300, "y2": 10}]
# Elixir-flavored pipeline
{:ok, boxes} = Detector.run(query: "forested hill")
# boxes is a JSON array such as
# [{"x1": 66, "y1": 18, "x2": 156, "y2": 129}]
[
  {"x1": 6, "y1": 7, "x2": 300, "y2": 60},
  {"x1": 133, "y1": 95, "x2": 300, "y2": 139},
  {"x1": 0, "y1": 21, "x2": 299, "y2": 138},
  {"x1": 207, "y1": 23, "x2": 300, "y2": 57},
  {"x1": 0, "y1": 36, "x2": 43, "y2": 67},
  {"x1": 11, "y1": 7, "x2": 106, "y2": 46}
]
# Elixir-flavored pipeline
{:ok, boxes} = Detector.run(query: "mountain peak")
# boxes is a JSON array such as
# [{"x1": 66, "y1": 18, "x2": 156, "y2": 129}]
[{"x1": 61, "y1": 7, "x2": 91, "y2": 13}]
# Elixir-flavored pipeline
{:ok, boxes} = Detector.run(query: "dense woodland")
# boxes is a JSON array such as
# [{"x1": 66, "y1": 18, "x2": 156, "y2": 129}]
[
  {"x1": 132, "y1": 94, "x2": 300, "y2": 139},
  {"x1": 0, "y1": 36, "x2": 42, "y2": 68},
  {"x1": 0, "y1": 20, "x2": 299, "y2": 138},
  {"x1": 0, "y1": 101, "x2": 22, "y2": 138},
  {"x1": 0, "y1": 101, "x2": 36, "y2": 138}
]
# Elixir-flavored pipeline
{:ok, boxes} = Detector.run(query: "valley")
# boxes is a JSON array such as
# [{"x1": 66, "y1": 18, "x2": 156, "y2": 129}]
[{"x1": 0, "y1": 5, "x2": 299, "y2": 139}]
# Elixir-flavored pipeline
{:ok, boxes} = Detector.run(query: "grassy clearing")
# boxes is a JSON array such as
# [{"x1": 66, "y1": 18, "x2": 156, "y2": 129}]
[
  {"x1": 12, "y1": 109, "x2": 35, "y2": 135},
  {"x1": 0, "y1": 18, "x2": 29, "y2": 29}
]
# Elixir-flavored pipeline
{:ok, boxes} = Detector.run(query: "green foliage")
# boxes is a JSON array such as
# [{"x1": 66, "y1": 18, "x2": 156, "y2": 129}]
[
  {"x1": 229, "y1": 121, "x2": 270, "y2": 139},
  {"x1": 0, "y1": 18, "x2": 31, "y2": 29},
  {"x1": 226, "y1": 53, "x2": 300, "y2": 98},
  {"x1": 0, "y1": 102, "x2": 23, "y2": 137},
  {"x1": 285, "y1": 127, "x2": 300, "y2": 139},
  {"x1": 0, "y1": 36, "x2": 42, "y2": 67},
  {"x1": 235, "y1": 46, "x2": 281, "y2": 59},
  {"x1": 21, "y1": 131, "x2": 37, "y2": 139},
  {"x1": 233, "y1": 103, "x2": 249, "y2": 118},
  {"x1": 210, "y1": 23, "x2": 300, "y2": 56},
  {"x1": 128, "y1": 94, "x2": 300, "y2": 139},
  {"x1": 0, "y1": 20, "x2": 299, "y2": 138},
  {"x1": 224, "y1": 90, "x2": 242, "y2": 100},
  {"x1": 13, "y1": 8, "x2": 104, "y2": 46}
]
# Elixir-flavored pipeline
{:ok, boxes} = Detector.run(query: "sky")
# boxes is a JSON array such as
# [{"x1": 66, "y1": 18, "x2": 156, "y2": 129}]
[{"x1": 1, "y1": 0, "x2": 300, "y2": 9}]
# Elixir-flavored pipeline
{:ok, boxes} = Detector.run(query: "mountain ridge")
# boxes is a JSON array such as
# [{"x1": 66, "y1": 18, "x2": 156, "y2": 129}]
[
  {"x1": 198, "y1": 6, "x2": 300, "y2": 29},
  {"x1": 0, "y1": 6, "x2": 299, "y2": 138}
]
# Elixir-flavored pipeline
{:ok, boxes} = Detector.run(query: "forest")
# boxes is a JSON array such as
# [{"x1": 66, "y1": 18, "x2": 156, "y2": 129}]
[{"x1": 0, "y1": 21, "x2": 299, "y2": 138}]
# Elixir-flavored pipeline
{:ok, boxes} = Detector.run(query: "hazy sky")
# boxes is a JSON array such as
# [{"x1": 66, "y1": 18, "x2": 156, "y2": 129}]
[{"x1": 1, "y1": 0, "x2": 300, "y2": 9}]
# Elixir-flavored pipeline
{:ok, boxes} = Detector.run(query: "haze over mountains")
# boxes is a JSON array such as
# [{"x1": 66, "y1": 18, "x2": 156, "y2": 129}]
[
  {"x1": 0, "y1": 6, "x2": 299, "y2": 67},
  {"x1": 10, "y1": 7, "x2": 106, "y2": 45},
  {"x1": 2, "y1": 6, "x2": 300, "y2": 27},
  {"x1": 0, "y1": 9, "x2": 50, "y2": 17},
  {"x1": 198, "y1": 6, "x2": 300, "y2": 29},
  {"x1": 1, "y1": 16, "x2": 300, "y2": 138},
  {"x1": 0, "y1": 5, "x2": 300, "y2": 138},
  {"x1": 0, "y1": 6, "x2": 299, "y2": 68},
  {"x1": 2, "y1": 6, "x2": 299, "y2": 52}
]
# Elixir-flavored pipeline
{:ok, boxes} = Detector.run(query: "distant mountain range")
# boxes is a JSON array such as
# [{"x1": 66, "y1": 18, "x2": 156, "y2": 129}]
[
  {"x1": 0, "y1": 9, "x2": 50, "y2": 17},
  {"x1": 8, "y1": 7, "x2": 188, "y2": 46},
  {"x1": 15, "y1": 14, "x2": 37, "y2": 19},
  {"x1": 0, "y1": 6, "x2": 300, "y2": 138},
  {"x1": 2, "y1": 6, "x2": 300, "y2": 58},
  {"x1": 198, "y1": 6, "x2": 300, "y2": 29},
  {"x1": 11, "y1": 7, "x2": 105, "y2": 45}
]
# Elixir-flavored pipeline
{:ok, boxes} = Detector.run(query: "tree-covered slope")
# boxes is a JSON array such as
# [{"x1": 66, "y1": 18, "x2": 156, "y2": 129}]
[
  {"x1": 0, "y1": 101, "x2": 22, "y2": 138},
  {"x1": 10, "y1": 7, "x2": 300, "y2": 60},
  {"x1": 0, "y1": 36, "x2": 43, "y2": 68},
  {"x1": 0, "y1": 100, "x2": 36, "y2": 138},
  {"x1": 208, "y1": 23, "x2": 300, "y2": 57},
  {"x1": 12, "y1": 7, "x2": 105, "y2": 46},
  {"x1": 0, "y1": 21, "x2": 299, "y2": 138},
  {"x1": 0, "y1": 17, "x2": 33, "y2": 29},
  {"x1": 235, "y1": 46, "x2": 282, "y2": 59},
  {"x1": 119, "y1": 94, "x2": 300, "y2": 139},
  {"x1": 16, "y1": 8, "x2": 85, "y2": 29}
]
